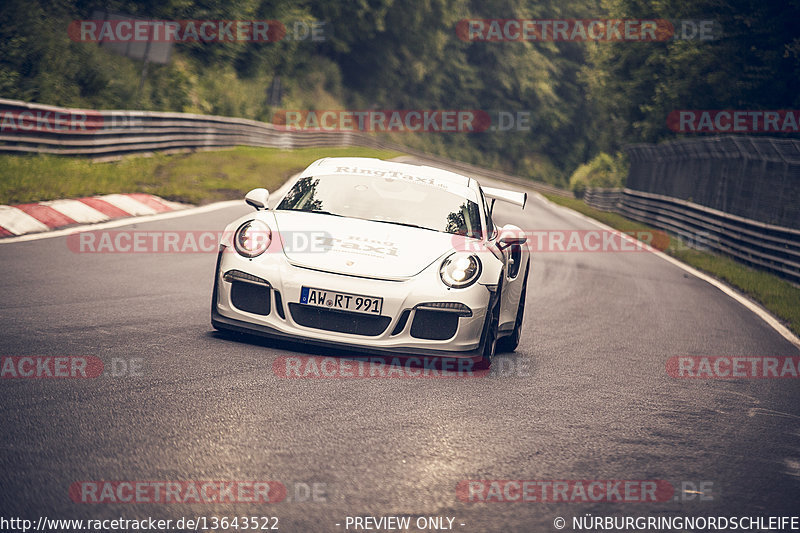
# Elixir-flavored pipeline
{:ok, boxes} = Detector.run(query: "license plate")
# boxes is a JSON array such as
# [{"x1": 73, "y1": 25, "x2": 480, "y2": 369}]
[{"x1": 300, "y1": 287, "x2": 383, "y2": 315}]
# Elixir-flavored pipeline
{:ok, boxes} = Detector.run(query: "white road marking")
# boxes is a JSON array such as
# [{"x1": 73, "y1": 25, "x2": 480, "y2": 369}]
[
  {"x1": 534, "y1": 192, "x2": 800, "y2": 349},
  {"x1": 98, "y1": 194, "x2": 158, "y2": 215},
  {"x1": 0, "y1": 206, "x2": 51, "y2": 235},
  {"x1": 0, "y1": 200, "x2": 243, "y2": 244},
  {"x1": 39, "y1": 199, "x2": 109, "y2": 223},
  {"x1": 0, "y1": 173, "x2": 303, "y2": 244}
]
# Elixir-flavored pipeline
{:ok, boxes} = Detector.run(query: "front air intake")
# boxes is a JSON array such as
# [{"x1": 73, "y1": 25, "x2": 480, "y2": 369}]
[
  {"x1": 410, "y1": 309, "x2": 459, "y2": 340},
  {"x1": 230, "y1": 281, "x2": 271, "y2": 316},
  {"x1": 288, "y1": 304, "x2": 390, "y2": 336}
]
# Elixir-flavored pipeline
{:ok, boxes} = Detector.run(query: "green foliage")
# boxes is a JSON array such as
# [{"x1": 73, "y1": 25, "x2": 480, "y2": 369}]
[
  {"x1": 1, "y1": 0, "x2": 799, "y2": 187},
  {"x1": 584, "y1": 0, "x2": 800, "y2": 153},
  {"x1": 0, "y1": 146, "x2": 402, "y2": 205},
  {"x1": 0, "y1": 0, "x2": 329, "y2": 114},
  {"x1": 569, "y1": 152, "x2": 628, "y2": 197}
]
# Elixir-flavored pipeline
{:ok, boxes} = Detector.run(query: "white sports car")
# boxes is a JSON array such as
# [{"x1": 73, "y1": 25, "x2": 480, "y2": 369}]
[{"x1": 211, "y1": 157, "x2": 530, "y2": 367}]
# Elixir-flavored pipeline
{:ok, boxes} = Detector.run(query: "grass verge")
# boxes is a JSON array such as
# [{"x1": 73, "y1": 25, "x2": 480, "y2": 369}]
[
  {"x1": 543, "y1": 194, "x2": 800, "y2": 337},
  {"x1": 0, "y1": 146, "x2": 403, "y2": 206}
]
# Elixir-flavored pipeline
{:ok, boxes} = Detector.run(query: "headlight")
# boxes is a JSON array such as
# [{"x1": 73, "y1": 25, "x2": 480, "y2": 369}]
[
  {"x1": 233, "y1": 220, "x2": 271, "y2": 258},
  {"x1": 440, "y1": 253, "x2": 481, "y2": 288}
]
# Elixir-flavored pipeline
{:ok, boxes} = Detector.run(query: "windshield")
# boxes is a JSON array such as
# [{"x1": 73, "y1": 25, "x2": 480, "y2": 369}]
[{"x1": 276, "y1": 174, "x2": 483, "y2": 237}]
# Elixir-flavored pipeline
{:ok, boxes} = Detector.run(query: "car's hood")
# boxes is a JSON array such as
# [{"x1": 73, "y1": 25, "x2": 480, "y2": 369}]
[{"x1": 271, "y1": 211, "x2": 459, "y2": 279}]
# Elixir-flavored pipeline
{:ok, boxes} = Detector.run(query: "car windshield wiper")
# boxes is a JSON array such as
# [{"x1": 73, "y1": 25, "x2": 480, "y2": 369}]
[
  {"x1": 282, "y1": 208, "x2": 343, "y2": 217},
  {"x1": 365, "y1": 219, "x2": 436, "y2": 232}
]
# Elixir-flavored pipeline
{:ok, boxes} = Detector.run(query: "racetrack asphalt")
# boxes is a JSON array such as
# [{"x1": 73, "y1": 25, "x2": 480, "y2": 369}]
[{"x1": 1, "y1": 161, "x2": 798, "y2": 532}]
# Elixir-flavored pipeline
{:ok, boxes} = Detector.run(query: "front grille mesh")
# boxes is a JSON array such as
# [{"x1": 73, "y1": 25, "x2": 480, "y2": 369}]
[
  {"x1": 410, "y1": 309, "x2": 459, "y2": 340},
  {"x1": 230, "y1": 281, "x2": 271, "y2": 315},
  {"x1": 288, "y1": 304, "x2": 390, "y2": 336}
]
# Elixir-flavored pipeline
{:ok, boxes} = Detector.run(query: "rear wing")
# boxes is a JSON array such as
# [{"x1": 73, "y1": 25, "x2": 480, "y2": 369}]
[{"x1": 483, "y1": 186, "x2": 527, "y2": 209}]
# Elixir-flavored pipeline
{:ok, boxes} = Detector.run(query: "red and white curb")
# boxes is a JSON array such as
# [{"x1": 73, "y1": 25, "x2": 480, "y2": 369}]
[{"x1": 0, "y1": 194, "x2": 189, "y2": 237}]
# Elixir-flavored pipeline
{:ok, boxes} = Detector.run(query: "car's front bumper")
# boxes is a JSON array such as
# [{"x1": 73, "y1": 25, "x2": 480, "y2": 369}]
[{"x1": 212, "y1": 250, "x2": 493, "y2": 358}]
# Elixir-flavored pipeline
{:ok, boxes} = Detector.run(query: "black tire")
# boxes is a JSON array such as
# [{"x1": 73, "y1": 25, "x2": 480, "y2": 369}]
[
  {"x1": 475, "y1": 278, "x2": 502, "y2": 369},
  {"x1": 496, "y1": 260, "x2": 529, "y2": 353},
  {"x1": 211, "y1": 251, "x2": 224, "y2": 331}
]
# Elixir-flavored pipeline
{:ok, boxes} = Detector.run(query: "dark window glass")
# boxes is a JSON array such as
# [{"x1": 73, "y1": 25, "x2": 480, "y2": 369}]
[{"x1": 277, "y1": 174, "x2": 482, "y2": 237}]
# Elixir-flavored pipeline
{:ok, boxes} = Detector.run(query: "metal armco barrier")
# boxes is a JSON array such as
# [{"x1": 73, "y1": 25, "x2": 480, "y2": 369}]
[
  {"x1": 626, "y1": 136, "x2": 800, "y2": 229},
  {"x1": 0, "y1": 98, "x2": 570, "y2": 198},
  {"x1": 4, "y1": 98, "x2": 797, "y2": 281},
  {"x1": 3, "y1": 98, "x2": 797, "y2": 280},
  {"x1": 584, "y1": 186, "x2": 800, "y2": 283},
  {"x1": 582, "y1": 188, "x2": 621, "y2": 212}
]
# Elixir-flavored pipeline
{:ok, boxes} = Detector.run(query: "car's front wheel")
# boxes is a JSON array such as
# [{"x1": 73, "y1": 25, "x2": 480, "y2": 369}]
[
  {"x1": 210, "y1": 251, "x2": 226, "y2": 332},
  {"x1": 496, "y1": 259, "x2": 529, "y2": 353},
  {"x1": 476, "y1": 278, "x2": 502, "y2": 369}
]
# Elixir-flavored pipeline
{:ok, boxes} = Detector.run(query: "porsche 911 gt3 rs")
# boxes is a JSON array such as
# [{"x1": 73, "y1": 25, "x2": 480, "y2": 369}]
[{"x1": 211, "y1": 157, "x2": 530, "y2": 367}]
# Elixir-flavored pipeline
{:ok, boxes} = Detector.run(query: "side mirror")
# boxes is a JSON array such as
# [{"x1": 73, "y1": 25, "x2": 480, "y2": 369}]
[
  {"x1": 497, "y1": 224, "x2": 527, "y2": 250},
  {"x1": 245, "y1": 188, "x2": 270, "y2": 211}
]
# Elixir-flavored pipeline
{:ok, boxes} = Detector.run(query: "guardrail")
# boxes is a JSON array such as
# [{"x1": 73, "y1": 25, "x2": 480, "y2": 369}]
[
  {"x1": 4, "y1": 98, "x2": 797, "y2": 281},
  {"x1": 582, "y1": 188, "x2": 621, "y2": 212},
  {"x1": 0, "y1": 97, "x2": 570, "y2": 198},
  {"x1": 4, "y1": 98, "x2": 796, "y2": 280},
  {"x1": 584, "y1": 186, "x2": 800, "y2": 284},
  {"x1": 625, "y1": 136, "x2": 800, "y2": 229}
]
